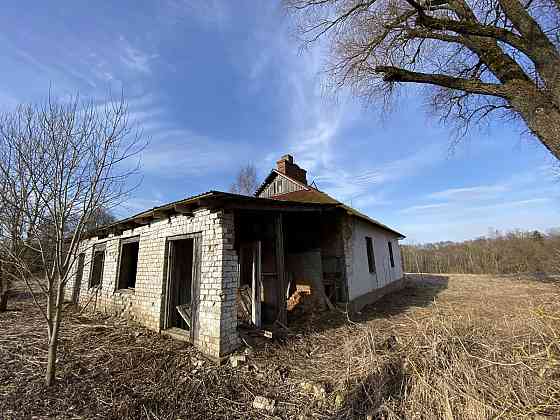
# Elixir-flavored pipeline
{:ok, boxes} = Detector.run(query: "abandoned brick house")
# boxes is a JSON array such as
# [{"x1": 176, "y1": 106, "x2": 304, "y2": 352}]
[{"x1": 65, "y1": 155, "x2": 405, "y2": 360}]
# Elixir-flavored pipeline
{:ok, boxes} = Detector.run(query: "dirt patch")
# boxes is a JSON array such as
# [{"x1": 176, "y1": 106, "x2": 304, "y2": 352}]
[{"x1": 1, "y1": 274, "x2": 559, "y2": 419}]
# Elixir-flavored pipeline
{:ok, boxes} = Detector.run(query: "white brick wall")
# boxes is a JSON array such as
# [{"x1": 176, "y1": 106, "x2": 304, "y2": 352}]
[{"x1": 64, "y1": 208, "x2": 240, "y2": 359}]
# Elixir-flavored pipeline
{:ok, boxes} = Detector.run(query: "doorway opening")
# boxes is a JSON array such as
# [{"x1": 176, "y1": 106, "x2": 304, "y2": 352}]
[
  {"x1": 165, "y1": 237, "x2": 197, "y2": 335},
  {"x1": 235, "y1": 211, "x2": 286, "y2": 329}
]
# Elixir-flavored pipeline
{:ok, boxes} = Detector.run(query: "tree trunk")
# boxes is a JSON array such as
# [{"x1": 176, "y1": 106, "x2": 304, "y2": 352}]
[
  {"x1": 46, "y1": 279, "x2": 66, "y2": 386},
  {"x1": 508, "y1": 84, "x2": 560, "y2": 160},
  {"x1": 45, "y1": 304, "x2": 61, "y2": 386},
  {"x1": 45, "y1": 328, "x2": 59, "y2": 386}
]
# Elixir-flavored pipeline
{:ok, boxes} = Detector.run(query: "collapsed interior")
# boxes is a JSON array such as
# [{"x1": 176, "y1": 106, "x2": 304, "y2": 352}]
[{"x1": 234, "y1": 209, "x2": 346, "y2": 330}]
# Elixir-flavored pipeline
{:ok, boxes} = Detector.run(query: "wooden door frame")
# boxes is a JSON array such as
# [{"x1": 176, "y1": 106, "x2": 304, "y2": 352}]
[
  {"x1": 162, "y1": 233, "x2": 201, "y2": 341},
  {"x1": 72, "y1": 253, "x2": 85, "y2": 304},
  {"x1": 251, "y1": 240, "x2": 262, "y2": 328}
]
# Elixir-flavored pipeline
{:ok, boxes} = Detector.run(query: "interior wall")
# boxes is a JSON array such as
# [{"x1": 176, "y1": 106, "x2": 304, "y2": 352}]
[
  {"x1": 235, "y1": 211, "x2": 280, "y2": 325},
  {"x1": 284, "y1": 213, "x2": 325, "y2": 307},
  {"x1": 319, "y1": 212, "x2": 346, "y2": 302},
  {"x1": 285, "y1": 249, "x2": 322, "y2": 290}
]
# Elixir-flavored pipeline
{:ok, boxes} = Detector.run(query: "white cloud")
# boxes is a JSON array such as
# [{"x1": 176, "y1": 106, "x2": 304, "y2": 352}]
[
  {"x1": 400, "y1": 203, "x2": 450, "y2": 214},
  {"x1": 428, "y1": 184, "x2": 509, "y2": 201},
  {"x1": 313, "y1": 144, "x2": 444, "y2": 204},
  {"x1": 398, "y1": 168, "x2": 559, "y2": 243},
  {"x1": 138, "y1": 125, "x2": 250, "y2": 179},
  {"x1": 119, "y1": 36, "x2": 158, "y2": 74}
]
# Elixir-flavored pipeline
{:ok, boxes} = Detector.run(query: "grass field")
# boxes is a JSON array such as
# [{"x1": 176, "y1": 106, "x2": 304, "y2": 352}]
[{"x1": 1, "y1": 274, "x2": 559, "y2": 419}]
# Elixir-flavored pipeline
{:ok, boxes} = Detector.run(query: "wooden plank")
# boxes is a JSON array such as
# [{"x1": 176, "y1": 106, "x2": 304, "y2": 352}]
[
  {"x1": 176, "y1": 304, "x2": 192, "y2": 329},
  {"x1": 174, "y1": 203, "x2": 194, "y2": 216},
  {"x1": 252, "y1": 241, "x2": 262, "y2": 328},
  {"x1": 223, "y1": 202, "x2": 325, "y2": 212},
  {"x1": 191, "y1": 235, "x2": 202, "y2": 342},
  {"x1": 121, "y1": 235, "x2": 140, "y2": 245},
  {"x1": 152, "y1": 209, "x2": 172, "y2": 220},
  {"x1": 275, "y1": 213, "x2": 287, "y2": 325},
  {"x1": 164, "y1": 240, "x2": 176, "y2": 330}
]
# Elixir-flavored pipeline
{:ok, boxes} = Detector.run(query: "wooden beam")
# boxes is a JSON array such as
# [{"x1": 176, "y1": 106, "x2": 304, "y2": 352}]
[
  {"x1": 152, "y1": 209, "x2": 172, "y2": 220},
  {"x1": 275, "y1": 213, "x2": 287, "y2": 326},
  {"x1": 133, "y1": 215, "x2": 153, "y2": 225},
  {"x1": 174, "y1": 203, "x2": 194, "y2": 216},
  {"x1": 223, "y1": 202, "x2": 324, "y2": 212},
  {"x1": 252, "y1": 241, "x2": 262, "y2": 328}
]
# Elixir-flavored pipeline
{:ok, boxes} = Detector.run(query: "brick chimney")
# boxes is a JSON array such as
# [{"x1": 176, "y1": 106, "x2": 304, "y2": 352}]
[{"x1": 276, "y1": 154, "x2": 307, "y2": 185}]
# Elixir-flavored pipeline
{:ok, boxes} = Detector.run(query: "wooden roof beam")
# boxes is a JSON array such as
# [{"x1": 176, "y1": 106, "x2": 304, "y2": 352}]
[
  {"x1": 174, "y1": 203, "x2": 194, "y2": 216},
  {"x1": 152, "y1": 209, "x2": 173, "y2": 220}
]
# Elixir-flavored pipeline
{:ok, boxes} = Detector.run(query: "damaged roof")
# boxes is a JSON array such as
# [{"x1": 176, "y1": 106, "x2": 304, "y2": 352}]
[
  {"x1": 87, "y1": 158, "x2": 404, "y2": 240},
  {"x1": 269, "y1": 187, "x2": 405, "y2": 239},
  {"x1": 85, "y1": 190, "x2": 335, "y2": 238}
]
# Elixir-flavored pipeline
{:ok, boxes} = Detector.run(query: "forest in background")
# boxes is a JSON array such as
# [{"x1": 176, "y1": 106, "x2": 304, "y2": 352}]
[{"x1": 402, "y1": 229, "x2": 560, "y2": 275}]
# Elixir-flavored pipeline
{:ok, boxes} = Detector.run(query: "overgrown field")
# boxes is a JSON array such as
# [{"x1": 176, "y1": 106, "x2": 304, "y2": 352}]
[{"x1": 2, "y1": 274, "x2": 559, "y2": 419}]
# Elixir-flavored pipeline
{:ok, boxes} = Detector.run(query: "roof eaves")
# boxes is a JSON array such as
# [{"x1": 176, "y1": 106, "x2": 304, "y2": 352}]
[{"x1": 84, "y1": 190, "x2": 333, "y2": 239}]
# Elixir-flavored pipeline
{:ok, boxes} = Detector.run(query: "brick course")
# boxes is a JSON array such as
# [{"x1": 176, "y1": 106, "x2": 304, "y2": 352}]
[{"x1": 64, "y1": 208, "x2": 240, "y2": 359}]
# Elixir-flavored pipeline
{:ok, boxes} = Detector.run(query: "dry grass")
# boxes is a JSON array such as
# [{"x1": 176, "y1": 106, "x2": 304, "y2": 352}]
[{"x1": 1, "y1": 274, "x2": 560, "y2": 419}]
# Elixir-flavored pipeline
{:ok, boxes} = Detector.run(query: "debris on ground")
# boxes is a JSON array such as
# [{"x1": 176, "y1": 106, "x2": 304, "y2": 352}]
[
  {"x1": 2, "y1": 274, "x2": 560, "y2": 419},
  {"x1": 252, "y1": 396, "x2": 276, "y2": 414},
  {"x1": 300, "y1": 381, "x2": 327, "y2": 400},
  {"x1": 229, "y1": 354, "x2": 246, "y2": 368}
]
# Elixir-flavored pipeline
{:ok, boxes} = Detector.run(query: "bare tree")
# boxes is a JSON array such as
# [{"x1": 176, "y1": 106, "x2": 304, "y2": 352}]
[
  {"x1": 402, "y1": 228, "x2": 560, "y2": 274},
  {"x1": 83, "y1": 206, "x2": 116, "y2": 231},
  {"x1": 286, "y1": 0, "x2": 560, "y2": 159},
  {"x1": 230, "y1": 163, "x2": 259, "y2": 196},
  {"x1": 0, "y1": 94, "x2": 143, "y2": 386}
]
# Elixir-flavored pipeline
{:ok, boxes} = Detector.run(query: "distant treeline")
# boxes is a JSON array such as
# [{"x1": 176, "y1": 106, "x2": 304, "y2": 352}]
[{"x1": 402, "y1": 229, "x2": 560, "y2": 275}]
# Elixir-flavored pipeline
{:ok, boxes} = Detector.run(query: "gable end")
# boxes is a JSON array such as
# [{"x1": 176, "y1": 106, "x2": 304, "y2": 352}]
[{"x1": 257, "y1": 171, "x2": 307, "y2": 198}]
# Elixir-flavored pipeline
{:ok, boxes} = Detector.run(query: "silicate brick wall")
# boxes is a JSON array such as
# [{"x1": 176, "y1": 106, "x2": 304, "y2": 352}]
[{"x1": 64, "y1": 208, "x2": 240, "y2": 359}]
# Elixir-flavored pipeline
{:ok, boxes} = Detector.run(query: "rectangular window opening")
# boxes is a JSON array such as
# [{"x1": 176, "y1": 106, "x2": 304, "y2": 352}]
[
  {"x1": 365, "y1": 236, "x2": 376, "y2": 274},
  {"x1": 117, "y1": 237, "x2": 140, "y2": 290},
  {"x1": 89, "y1": 244, "x2": 106, "y2": 288},
  {"x1": 388, "y1": 241, "x2": 395, "y2": 268}
]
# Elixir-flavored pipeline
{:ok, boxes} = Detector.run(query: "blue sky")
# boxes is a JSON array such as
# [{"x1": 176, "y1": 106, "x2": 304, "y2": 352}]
[{"x1": 0, "y1": 1, "x2": 557, "y2": 243}]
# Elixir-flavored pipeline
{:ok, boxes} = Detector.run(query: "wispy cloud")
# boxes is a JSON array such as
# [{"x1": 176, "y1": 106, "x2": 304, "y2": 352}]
[
  {"x1": 428, "y1": 184, "x2": 509, "y2": 201},
  {"x1": 398, "y1": 168, "x2": 559, "y2": 242},
  {"x1": 314, "y1": 144, "x2": 444, "y2": 204},
  {"x1": 138, "y1": 126, "x2": 250, "y2": 179},
  {"x1": 119, "y1": 36, "x2": 158, "y2": 74},
  {"x1": 400, "y1": 203, "x2": 450, "y2": 214}
]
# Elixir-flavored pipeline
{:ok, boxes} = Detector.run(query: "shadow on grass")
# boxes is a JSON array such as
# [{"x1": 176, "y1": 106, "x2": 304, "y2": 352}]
[
  {"x1": 286, "y1": 274, "x2": 449, "y2": 337},
  {"x1": 332, "y1": 357, "x2": 408, "y2": 419}
]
